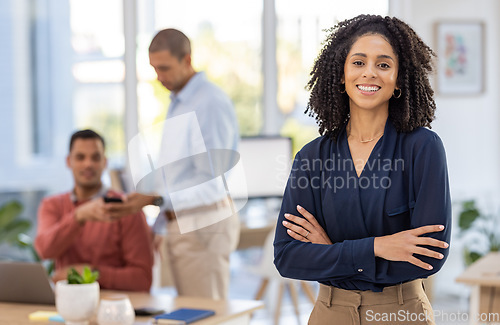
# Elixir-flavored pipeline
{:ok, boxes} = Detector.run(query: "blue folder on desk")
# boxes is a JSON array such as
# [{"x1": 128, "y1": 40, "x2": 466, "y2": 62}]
[{"x1": 152, "y1": 308, "x2": 215, "y2": 324}]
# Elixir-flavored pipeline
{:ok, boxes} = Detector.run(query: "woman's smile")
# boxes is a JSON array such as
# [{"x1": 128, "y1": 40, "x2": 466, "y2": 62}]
[{"x1": 356, "y1": 84, "x2": 381, "y2": 95}]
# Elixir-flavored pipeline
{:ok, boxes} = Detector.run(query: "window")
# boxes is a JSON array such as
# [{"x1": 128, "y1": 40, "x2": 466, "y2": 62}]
[
  {"x1": 136, "y1": 0, "x2": 263, "y2": 136},
  {"x1": 70, "y1": 0, "x2": 126, "y2": 167},
  {"x1": 1, "y1": 0, "x2": 389, "y2": 191}
]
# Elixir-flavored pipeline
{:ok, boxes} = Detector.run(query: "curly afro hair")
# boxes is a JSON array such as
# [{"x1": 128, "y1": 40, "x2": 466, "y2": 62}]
[{"x1": 306, "y1": 14, "x2": 436, "y2": 141}]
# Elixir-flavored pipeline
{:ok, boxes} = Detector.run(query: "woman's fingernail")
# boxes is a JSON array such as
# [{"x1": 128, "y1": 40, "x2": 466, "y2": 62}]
[
  {"x1": 284, "y1": 213, "x2": 290, "y2": 218},
  {"x1": 297, "y1": 205, "x2": 302, "y2": 210},
  {"x1": 439, "y1": 225, "x2": 445, "y2": 230},
  {"x1": 282, "y1": 221, "x2": 288, "y2": 226},
  {"x1": 428, "y1": 265, "x2": 433, "y2": 270},
  {"x1": 438, "y1": 254, "x2": 444, "y2": 259},
  {"x1": 444, "y1": 243, "x2": 449, "y2": 248}
]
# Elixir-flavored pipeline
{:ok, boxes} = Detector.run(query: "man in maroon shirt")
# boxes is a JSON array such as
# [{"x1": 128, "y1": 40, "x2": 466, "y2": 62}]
[{"x1": 34, "y1": 129, "x2": 154, "y2": 291}]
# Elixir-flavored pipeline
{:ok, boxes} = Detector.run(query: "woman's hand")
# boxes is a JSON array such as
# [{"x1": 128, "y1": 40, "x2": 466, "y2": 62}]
[
  {"x1": 282, "y1": 205, "x2": 332, "y2": 245},
  {"x1": 374, "y1": 225, "x2": 449, "y2": 270}
]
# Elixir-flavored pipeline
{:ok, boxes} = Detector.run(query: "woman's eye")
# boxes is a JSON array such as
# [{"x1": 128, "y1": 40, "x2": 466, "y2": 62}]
[
  {"x1": 379, "y1": 63, "x2": 390, "y2": 69},
  {"x1": 353, "y1": 61, "x2": 364, "y2": 66}
]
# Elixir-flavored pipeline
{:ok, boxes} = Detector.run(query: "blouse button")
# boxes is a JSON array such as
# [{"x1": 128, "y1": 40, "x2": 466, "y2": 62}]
[{"x1": 357, "y1": 268, "x2": 363, "y2": 272}]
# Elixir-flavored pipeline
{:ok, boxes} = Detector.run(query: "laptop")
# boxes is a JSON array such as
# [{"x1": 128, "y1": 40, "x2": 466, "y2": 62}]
[{"x1": 0, "y1": 261, "x2": 55, "y2": 305}]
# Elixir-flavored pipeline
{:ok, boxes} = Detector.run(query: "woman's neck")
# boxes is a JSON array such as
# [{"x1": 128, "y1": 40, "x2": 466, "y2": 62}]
[{"x1": 347, "y1": 109, "x2": 388, "y2": 143}]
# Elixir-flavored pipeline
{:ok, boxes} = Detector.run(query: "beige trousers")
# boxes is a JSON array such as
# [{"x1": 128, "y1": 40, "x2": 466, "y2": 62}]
[
  {"x1": 165, "y1": 207, "x2": 240, "y2": 300},
  {"x1": 309, "y1": 279, "x2": 435, "y2": 325}
]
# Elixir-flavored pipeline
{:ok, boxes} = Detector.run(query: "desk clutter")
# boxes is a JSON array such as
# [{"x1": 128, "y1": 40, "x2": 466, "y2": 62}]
[
  {"x1": 1, "y1": 290, "x2": 263, "y2": 325},
  {"x1": 28, "y1": 311, "x2": 63, "y2": 322},
  {"x1": 29, "y1": 307, "x2": 216, "y2": 324},
  {"x1": 28, "y1": 294, "x2": 137, "y2": 324},
  {"x1": 152, "y1": 308, "x2": 215, "y2": 324},
  {"x1": 28, "y1": 306, "x2": 215, "y2": 325}
]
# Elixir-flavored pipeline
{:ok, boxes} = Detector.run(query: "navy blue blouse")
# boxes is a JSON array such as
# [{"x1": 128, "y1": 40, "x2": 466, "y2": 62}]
[{"x1": 273, "y1": 119, "x2": 451, "y2": 292}]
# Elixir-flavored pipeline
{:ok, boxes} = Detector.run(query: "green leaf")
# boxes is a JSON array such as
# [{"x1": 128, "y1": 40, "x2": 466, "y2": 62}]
[
  {"x1": 67, "y1": 266, "x2": 99, "y2": 284},
  {"x1": 469, "y1": 252, "x2": 483, "y2": 265},
  {"x1": 83, "y1": 266, "x2": 92, "y2": 282},
  {"x1": 16, "y1": 233, "x2": 33, "y2": 247},
  {"x1": 67, "y1": 268, "x2": 83, "y2": 284},
  {"x1": 463, "y1": 247, "x2": 483, "y2": 266},
  {"x1": 0, "y1": 200, "x2": 40, "y2": 262},
  {"x1": 81, "y1": 266, "x2": 99, "y2": 284},
  {"x1": 1, "y1": 220, "x2": 31, "y2": 244},
  {"x1": 0, "y1": 201, "x2": 23, "y2": 229},
  {"x1": 46, "y1": 260, "x2": 55, "y2": 275},
  {"x1": 29, "y1": 245, "x2": 42, "y2": 262},
  {"x1": 458, "y1": 200, "x2": 480, "y2": 230},
  {"x1": 87, "y1": 271, "x2": 99, "y2": 284}
]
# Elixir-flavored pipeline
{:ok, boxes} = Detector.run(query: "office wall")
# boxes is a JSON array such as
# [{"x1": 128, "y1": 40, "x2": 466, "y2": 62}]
[
  {"x1": 392, "y1": 0, "x2": 500, "y2": 201},
  {"x1": 391, "y1": 0, "x2": 500, "y2": 297}
]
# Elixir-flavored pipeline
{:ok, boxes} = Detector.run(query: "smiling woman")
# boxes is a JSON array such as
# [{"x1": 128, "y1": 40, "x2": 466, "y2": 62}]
[
  {"x1": 274, "y1": 14, "x2": 451, "y2": 325},
  {"x1": 342, "y1": 34, "x2": 399, "y2": 177}
]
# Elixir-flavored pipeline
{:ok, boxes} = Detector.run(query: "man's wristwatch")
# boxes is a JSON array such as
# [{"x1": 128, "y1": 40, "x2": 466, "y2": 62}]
[{"x1": 152, "y1": 196, "x2": 164, "y2": 207}]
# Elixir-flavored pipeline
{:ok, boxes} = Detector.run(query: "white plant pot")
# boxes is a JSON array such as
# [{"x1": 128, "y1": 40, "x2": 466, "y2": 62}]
[{"x1": 55, "y1": 280, "x2": 100, "y2": 325}]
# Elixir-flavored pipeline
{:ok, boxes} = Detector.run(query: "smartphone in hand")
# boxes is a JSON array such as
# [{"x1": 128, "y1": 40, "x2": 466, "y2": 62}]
[{"x1": 103, "y1": 196, "x2": 123, "y2": 203}]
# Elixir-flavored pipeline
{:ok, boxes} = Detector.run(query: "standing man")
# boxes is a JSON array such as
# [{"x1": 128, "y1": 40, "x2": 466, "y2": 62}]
[
  {"x1": 110, "y1": 29, "x2": 240, "y2": 300},
  {"x1": 35, "y1": 129, "x2": 154, "y2": 292}
]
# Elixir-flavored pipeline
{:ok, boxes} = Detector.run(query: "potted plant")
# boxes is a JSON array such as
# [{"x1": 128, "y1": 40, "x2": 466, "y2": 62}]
[
  {"x1": 0, "y1": 200, "x2": 56, "y2": 276},
  {"x1": 0, "y1": 200, "x2": 37, "y2": 260},
  {"x1": 458, "y1": 200, "x2": 500, "y2": 266},
  {"x1": 55, "y1": 267, "x2": 100, "y2": 325}
]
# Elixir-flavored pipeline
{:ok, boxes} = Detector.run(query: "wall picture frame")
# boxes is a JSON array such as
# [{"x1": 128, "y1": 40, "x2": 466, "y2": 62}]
[{"x1": 435, "y1": 21, "x2": 484, "y2": 95}]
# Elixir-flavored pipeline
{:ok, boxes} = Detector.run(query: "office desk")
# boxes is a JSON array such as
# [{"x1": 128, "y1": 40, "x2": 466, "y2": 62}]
[
  {"x1": 0, "y1": 291, "x2": 264, "y2": 325},
  {"x1": 456, "y1": 252, "x2": 500, "y2": 325}
]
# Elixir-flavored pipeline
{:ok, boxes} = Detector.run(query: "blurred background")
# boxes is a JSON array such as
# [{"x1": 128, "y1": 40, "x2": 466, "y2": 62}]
[{"x1": 1, "y1": 0, "x2": 500, "y2": 324}]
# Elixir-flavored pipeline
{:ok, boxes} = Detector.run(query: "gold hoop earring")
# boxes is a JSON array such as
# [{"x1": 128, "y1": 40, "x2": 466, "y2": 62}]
[
  {"x1": 340, "y1": 84, "x2": 346, "y2": 94},
  {"x1": 393, "y1": 88, "x2": 401, "y2": 99}
]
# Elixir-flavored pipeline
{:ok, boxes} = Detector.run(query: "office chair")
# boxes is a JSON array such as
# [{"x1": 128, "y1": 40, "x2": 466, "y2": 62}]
[{"x1": 249, "y1": 226, "x2": 316, "y2": 324}]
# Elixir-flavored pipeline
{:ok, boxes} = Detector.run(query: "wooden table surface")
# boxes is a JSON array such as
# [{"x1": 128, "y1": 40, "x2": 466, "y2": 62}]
[
  {"x1": 456, "y1": 252, "x2": 500, "y2": 286},
  {"x1": 0, "y1": 290, "x2": 264, "y2": 325}
]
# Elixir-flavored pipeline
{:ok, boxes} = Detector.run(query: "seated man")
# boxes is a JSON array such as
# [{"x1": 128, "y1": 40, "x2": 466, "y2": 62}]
[{"x1": 35, "y1": 129, "x2": 153, "y2": 291}]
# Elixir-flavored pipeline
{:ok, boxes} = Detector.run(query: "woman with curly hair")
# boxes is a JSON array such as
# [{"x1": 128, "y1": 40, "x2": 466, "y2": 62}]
[{"x1": 273, "y1": 15, "x2": 450, "y2": 324}]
